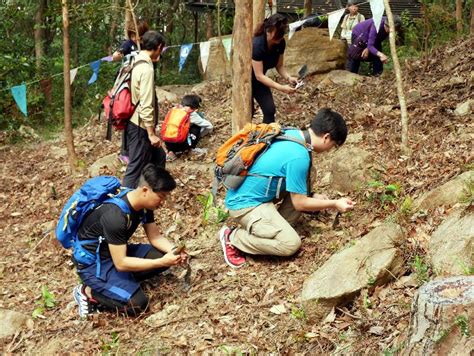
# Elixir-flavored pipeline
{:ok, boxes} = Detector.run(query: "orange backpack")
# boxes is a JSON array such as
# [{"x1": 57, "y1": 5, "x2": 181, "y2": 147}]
[
  {"x1": 160, "y1": 107, "x2": 192, "y2": 143},
  {"x1": 214, "y1": 123, "x2": 311, "y2": 192}
]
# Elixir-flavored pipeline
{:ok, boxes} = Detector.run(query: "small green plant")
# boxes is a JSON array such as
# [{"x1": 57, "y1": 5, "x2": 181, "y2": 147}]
[
  {"x1": 197, "y1": 192, "x2": 229, "y2": 224},
  {"x1": 382, "y1": 342, "x2": 404, "y2": 356},
  {"x1": 218, "y1": 345, "x2": 244, "y2": 356},
  {"x1": 460, "y1": 179, "x2": 474, "y2": 205},
  {"x1": 399, "y1": 196, "x2": 413, "y2": 215},
  {"x1": 366, "y1": 181, "x2": 401, "y2": 209},
  {"x1": 455, "y1": 315, "x2": 470, "y2": 337},
  {"x1": 32, "y1": 285, "x2": 57, "y2": 319},
  {"x1": 456, "y1": 258, "x2": 474, "y2": 276},
  {"x1": 290, "y1": 306, "x2": 307, "y2": 321},
  {"x1": 363, "y1": 293, "x2": 373, "y2": 309},
  {"x1": 101, "y1": 331, "x2": 120, "y2": 353},
  {"x1": 433, "y1": 329, "x2": 449, "y2": 343},
  {"x1": 412, "y1": 255, "x2": 430, "y2": 284}
]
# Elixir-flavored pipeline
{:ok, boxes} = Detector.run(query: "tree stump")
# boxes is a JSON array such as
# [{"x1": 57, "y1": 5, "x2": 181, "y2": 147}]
[{"x1": 405, "y1": 276, "x2": 474, "y2": 355}]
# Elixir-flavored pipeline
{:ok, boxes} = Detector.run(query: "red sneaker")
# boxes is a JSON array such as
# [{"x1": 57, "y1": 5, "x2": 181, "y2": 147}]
[{"x1": 219, "y1": 226, "x2": 246, "y2": 268}]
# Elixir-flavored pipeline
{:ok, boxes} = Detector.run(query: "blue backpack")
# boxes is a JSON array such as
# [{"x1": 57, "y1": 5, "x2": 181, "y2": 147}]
[{"x1": 56, "y1": 176, "x2": 132, "y2": 273}]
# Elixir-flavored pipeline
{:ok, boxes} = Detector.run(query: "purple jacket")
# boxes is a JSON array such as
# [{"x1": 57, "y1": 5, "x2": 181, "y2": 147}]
[{"x1": 351, "y1": 17, "x2": 389, "y2": 56}]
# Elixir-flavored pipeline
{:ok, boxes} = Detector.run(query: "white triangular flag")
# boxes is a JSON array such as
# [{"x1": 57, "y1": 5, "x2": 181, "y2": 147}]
[
  {"x1": 70, "y1": 68, "x2": 78, "y2": 85},
  {"x1": 370, "y1": 0, "x2": 385, "y2": 33},
  {"x1": 199, "y1": 41, "x2": 211, "y2": 73},
  {"x1": 222, "y1": 38, "x2": 232, "y2": 61},
  {"x1": 328, "y1": 9, "x2": 346, "y2": 41},
  {"x1": 288, "y1": 19, "x2": 306, "y2": 40}
]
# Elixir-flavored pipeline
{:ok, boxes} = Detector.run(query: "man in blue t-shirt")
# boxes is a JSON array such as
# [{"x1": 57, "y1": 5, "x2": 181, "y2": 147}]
[{"x1": 219, "y1": 109, "x2": 354, "y2": 268}]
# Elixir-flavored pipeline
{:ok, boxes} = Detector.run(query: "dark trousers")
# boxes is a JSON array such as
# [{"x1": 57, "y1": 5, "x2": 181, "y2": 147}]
[
  {"x1": 120, "y1": 129, "x2": 128, "y2": 157},
  {"x1": 89, "y1": 246, "x2": 167, "y2": 316},
  {"x1": 252, "y1": 80, "x2": 276, "y2": 124},
  {"x1": 122, "y1": 121, "x2": 166, "y2": 189},
  {"x1": 165, "y1": 125, "x2": 201, "y2": 153},
  {"x1": 346, "y1": 53, "x2": 384, "y2": 76}
]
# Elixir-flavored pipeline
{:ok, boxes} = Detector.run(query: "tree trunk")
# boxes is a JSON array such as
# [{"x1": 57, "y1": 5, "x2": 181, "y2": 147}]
[
  {"x1": 124, "y1": 2, "x2": 131, "y2": 39},
  {"x1": 194, "y1": 11, "x2": 199, "y2": 43},
  {"x1": 62, "y1": 0, "x2": 78, "y2": 171},
  {"x1": 383, "y1": 0, "x2": 410, "y2": 155},
  {"x1": 231, "y1": 0, "x2": 253, "y2": 132},
  {"x1": 109, "y1": 0, "x2": 120, "y2": 54},
  {"x1": 471, "y1": 0, "x2": 474, "y2": 35},
  {"x1": 304, "y1": 0, "x2": 312, "y2": 18},
  {"x1": 217, "y1": 0, "x2": 221, "y2": 38},
  {"x1": 253, "y1": 0, "x2": 265, "y2": 33},
  {"x1": 404, "y1": 276, "x2": 474, "y2": 355},
  {"x1": 456, "y1": 0, "x2": 463, "y2": 33},
  {"x1": 34, "y1": 0, "x2": 46, "y2": 71},
  {"x1": 165, "y1": 0, "x2": 180, "y2": 44},
  {"x1": 206, "y1": 12, "x2": 214, "y2": 39},
  {"x1": 126, "y1": 0, "x2": 140, "y2": 50}
]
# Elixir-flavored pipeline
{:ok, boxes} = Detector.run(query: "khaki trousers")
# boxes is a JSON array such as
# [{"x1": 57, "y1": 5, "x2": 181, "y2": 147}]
[{"x1": 228, "y1": 193, "x2": 301, "y2": 256}]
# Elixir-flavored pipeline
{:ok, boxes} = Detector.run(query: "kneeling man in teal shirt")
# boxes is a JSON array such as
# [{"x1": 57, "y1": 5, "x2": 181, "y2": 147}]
[{"x1": 219, "y1": 108, "x2": 354, "y2": 268}]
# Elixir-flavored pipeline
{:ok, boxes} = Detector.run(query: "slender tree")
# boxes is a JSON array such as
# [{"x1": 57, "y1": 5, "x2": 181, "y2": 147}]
[
  {"x1": 109, "y1": 0, "x2": 120, "y2": 54},
  {"x1": 471, "y1": 0, "x2": 474, "y2": 35},
  {"x1": 456, "y1": 0, "x2": 463, "y2": 33},
  {"x1": 304, "y1": 0, "x2": 312, "y2": 18},
  {"x1": 127, "y1": 0, "x2": 140, "y2": 50},
  {"x1": 62, "y1": 0, "x2": 78, "y2": 170},
  {"x1": 231, "y1": 0, "x2": 253, "y2": 132},
  {"x1": 383, "y1": 0, "x2": 409, "y2": 155},
  {"x1": 34, "y1": 0, "x2": 46, "y2": 71},
  {"x1": 253, "y1": 0, "x2": 265, "y2": 32},
  {"x1": 206, "y1": 12, "x2": 214, "y2": 39}
]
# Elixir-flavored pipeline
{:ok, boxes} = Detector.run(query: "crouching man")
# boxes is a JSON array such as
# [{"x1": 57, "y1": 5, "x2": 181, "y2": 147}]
[
  {"x1": 219, "y1": 108, "x2": 354, "y2": 268},
  {"x1": 73, "y1": 164, "x2": 187, "y2": 317}
]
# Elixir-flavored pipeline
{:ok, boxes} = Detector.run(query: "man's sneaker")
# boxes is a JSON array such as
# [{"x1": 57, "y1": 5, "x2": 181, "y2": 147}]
[
  {"x1": 219, "y1": 226, "x2": 246, "y2": 268},
  {"x1": 73, "y1": 284, "x2": 97, "y2": 318}
]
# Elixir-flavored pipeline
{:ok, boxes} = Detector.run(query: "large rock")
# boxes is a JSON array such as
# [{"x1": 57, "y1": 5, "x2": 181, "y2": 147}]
[
  {"x1": 302, "y1": 222, "x2": 404, "y2": 322},
  {"x1": 414, "y1": 171, "x2": 474, "y2": 211},
  {"x1": 454, "y1": 99, "x2": 473, "y2": 116},
  {"x1": 89, "y1": 153, "x2": 121, "y2": 177},
  {"x1": 155, "y1": 87, "x2": 178, "y2": 104},
  {"x1": 330, "y1": 147, "x2": 373, "y2": 193},
  {"x1": 201, "y1": 36, "x2": 232, "y2": 81},
  {"x1": 0, "y1": 309, "x2": 29, "y2": 339},
  {"x1": 430, "y1": 207, "x2": 474, "y2": 276},
  {"x1": 285, "y1": 27, "x2": 346, "y2": 76},
  {"x1": 317, "y1": 70, "x2": 363, "y2": 89}
]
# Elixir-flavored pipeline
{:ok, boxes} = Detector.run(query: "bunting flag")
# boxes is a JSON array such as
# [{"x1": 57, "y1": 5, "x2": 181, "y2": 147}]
[
  {"x1": 289, "y1": 19, "x2": 306, "y2": 40},
  {"x1": 70, "y1": 68, "x2": 78, "y2": 85},
  {"x1": 88, "y1": 60, "x2": 101, "y2": 85},
  {"x1": 100, "y1": 55, "x2": 113, "y2": 62},
  {"x1": 11, "y1": 84, "x2": 27, "y2": 117},
  {"x1": 199, "y1": 41, "x2": 211, "y2": 73},
  {"x1": 328, "y1": 9, "x2": 346, "y2": 41},
  {"x1": 370, "y1": 0, "x2": 385, "y2": 32},
  {"x1": 179, "y1": 43, "x2": 193, "y2": 72},
  {"x1": 222, "y1": 38, "x2": 232, "y2": 60}
]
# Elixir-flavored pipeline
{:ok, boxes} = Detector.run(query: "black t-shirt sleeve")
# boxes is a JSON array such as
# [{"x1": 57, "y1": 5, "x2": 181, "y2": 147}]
[
  {"x1": 100, "y1": 207, "x2": 130, "y2": 245},
  {"x1": 252, "y1": 36, "x2": 265, "y2": 61},
  {"x1": 143, "y1": 209, "x2": 155, "y2": 224}
]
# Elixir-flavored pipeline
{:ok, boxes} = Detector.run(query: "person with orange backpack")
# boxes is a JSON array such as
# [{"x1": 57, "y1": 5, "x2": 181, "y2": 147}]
[
  {"x1": 161, "y1": 94, "x2": 213, "y2": 161},
  {"x1": 217, "y1": 108, "x2": 354, "y2": 268}
]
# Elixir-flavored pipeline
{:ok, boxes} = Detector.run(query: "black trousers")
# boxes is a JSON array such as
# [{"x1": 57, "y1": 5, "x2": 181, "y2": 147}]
[
  {"x1": 91, "y1": 247, "x2": 167, "y2": 316},
  {"x1": 164, "y1": 124, "x2": 201, "y2": 153},
  {"x1": 252, "y1": 80, "x2": 276, "y2": 124},
  {"x1": 122, "y1": 121, "x2": 166, "y2": 189}
]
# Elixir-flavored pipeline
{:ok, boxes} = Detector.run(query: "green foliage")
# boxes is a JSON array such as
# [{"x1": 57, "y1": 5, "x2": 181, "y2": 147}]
[
  {"x1": 411, "y1": 255, "x2": 430, "y2": 284},
  {"x1": 218, "y1": 345, "x2": 245, "y2": 356},
  {"x1": 366, "y1": 181, "x2": 401, "y2": 209},
  {"x1": 399, "y1": 196, "x2": 413, "y2": 215},
  {"x1": 290, "y1": 306, "x2": 307, "y2": 321},
  {"x1": 197, "y1": 192, "x2": 229, "y2": 224},
  {"x1": 32, "y1": 285, "x2": 57, "y2": 319},
  {"x1": 101, "y1": 331, "x2": 120, "y2": 353},
  {"x1": 455, "y1": 315, "x2": 470, "y2": 337}
]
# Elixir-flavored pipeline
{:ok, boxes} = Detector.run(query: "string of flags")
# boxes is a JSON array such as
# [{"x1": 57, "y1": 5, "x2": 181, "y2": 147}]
[{"x1": 6, "y1": 0, "x2": 385, "y2": 117}]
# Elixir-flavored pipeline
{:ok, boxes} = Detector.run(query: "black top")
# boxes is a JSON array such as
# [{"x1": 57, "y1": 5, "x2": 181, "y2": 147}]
[
  {"x1": 77, "y1": 195, "x2": 154, "y2": 260},
  {"x1": 118, "y1": 39, "x2": 138, "y2": 56},
  {"x1": 252, "y1": 34, "x2": 286, "y2": 81}
]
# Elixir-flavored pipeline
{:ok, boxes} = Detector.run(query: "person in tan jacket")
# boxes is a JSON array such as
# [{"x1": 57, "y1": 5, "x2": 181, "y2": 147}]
[{"x1": 123, "y1": 31, "x2": 166, "y2": 189}]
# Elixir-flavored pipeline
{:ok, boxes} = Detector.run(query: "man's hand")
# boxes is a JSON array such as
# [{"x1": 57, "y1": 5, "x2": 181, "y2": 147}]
[
  {"x1": 287, "y1": 76, "x2": 299, "y2": 85},
  {"x1": 159, "y1": 251, "x2": 183, "y2": 267},
  {"x1": 335, "y1": 198, "x2": 355, "y2": 212},
  {"x1": 280, "y1": 84, "x2": 297, "y2": 94},
  {"x1": 378, "y1": 52, "x2": 389, "y2": 63},
  {"x1": 361, "y1": 48, "x2": 369, "y2": 59},
  {"x1": 148, "y1": 133, "x2": 162, "y2": 147}
]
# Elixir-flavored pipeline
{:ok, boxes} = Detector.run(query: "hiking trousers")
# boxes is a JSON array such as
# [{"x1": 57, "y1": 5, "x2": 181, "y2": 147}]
[{"x1": 228, "y1": 193, "x2": 302, "y2": 256}]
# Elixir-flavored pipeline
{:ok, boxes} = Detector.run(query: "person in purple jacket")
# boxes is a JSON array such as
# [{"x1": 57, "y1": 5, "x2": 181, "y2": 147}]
[{"x1": 346, "y1": 16, "x2": 401, "y2": 76}]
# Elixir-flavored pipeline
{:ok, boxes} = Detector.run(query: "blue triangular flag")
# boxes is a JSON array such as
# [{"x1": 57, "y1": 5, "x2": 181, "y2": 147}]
[
  {"x1": 88, "y1": 60, "x2": 101, "y2": 85},
  {"x1": 179, "y1": 43, "x2": 193, "y2": 72},
  {"x1": 11, "y1": 84, "x2": 27, "y2": 117}
]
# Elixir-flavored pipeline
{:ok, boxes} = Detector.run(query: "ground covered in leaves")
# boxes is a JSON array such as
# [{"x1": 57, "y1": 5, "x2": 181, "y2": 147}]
[{"x1": 0, "y1": 38, "x2": 472, "y2": 354}]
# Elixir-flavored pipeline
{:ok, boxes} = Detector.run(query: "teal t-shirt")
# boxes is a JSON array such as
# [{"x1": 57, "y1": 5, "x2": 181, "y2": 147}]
[{"x1": 225, "y1": 129, "x2": 310, "y2": 210}]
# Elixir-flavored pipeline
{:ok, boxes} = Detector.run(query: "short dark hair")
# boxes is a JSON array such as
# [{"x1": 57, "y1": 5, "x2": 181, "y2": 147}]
[
  {"x1": 254, "y1": 13, "x2": 288, "y2": 39},
  {"x1": 310, "y1": 108, "x2": 348, "y2": 146},
  {"x1": 138, "y1": 164, "x2": 176, "y2": 192},
  {"x1": 181, "y1": 94, "x2": 202, "y2": 109},
  {"x1": 141, "y1": 30, "x2": 166, "y2": 51}
]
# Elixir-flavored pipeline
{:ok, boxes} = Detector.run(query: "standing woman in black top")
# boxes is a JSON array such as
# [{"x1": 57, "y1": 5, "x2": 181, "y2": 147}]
[{"x1": 252, "y1": 14, "x2": 298, "y2": 124}]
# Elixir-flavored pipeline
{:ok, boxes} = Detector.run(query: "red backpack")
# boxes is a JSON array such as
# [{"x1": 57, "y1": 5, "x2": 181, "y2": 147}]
[
  {"x1": 102, "y1": 56, "x2": 147, "y2": 138},
  {"x1": 160, "y1": 107, "x2": 192, "y2": 143}
]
